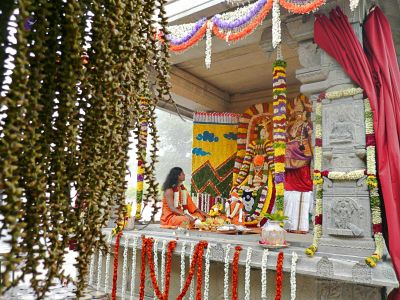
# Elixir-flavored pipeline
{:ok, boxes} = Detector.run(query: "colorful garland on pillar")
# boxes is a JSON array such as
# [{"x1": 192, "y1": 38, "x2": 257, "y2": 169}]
[
  {"x1": 111, "y1": 232, "x2": 122, "y2": 300},
  {"x1": 135, "y1": 99, "x2": 148, "y2": 220},
  {"x1": 364, "y1": 99, "x2": 384, "y2": 267},
  {"x1": 275, "y1": 252, "x2": 284, "y2": 300},
  {"x1": 272, "y1": 59, "x2": 288, "y2": 213},
  {"x1": 231, "y1": 246, "x2": 243, "y2": 300},
  {"x1": 305, "y1": 94, "x2": 323, "y2": 257}
]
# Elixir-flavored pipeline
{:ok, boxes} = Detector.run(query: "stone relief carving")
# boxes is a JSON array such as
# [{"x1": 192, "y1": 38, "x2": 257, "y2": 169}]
[
  {"x1": 329, "y1": 198, "x2": 364, "y2": 237},
  {"x1": 210, "y1": 243, "x2": 225, "y2": 262},
  {"x1": 352, "y1": 262, "x2": 372, "y2": 284},
  {"x1": 323, "y1": 102, "x2": 365, "y2": 148},
  {"x1": 329, "y1": 115, "x2": 354, "y2": 144},
  {"x1": 317, "y1": 256, "x2": 334, "y2": 278}
]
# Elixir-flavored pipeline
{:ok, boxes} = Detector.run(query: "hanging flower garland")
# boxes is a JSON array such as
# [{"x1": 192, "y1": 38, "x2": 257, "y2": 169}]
[
  {"x1": 232, "y1": 246, "x2": 243, "y2": 300},
  {"x1": 153, "y1": 239, "x2": 160, "y2": 298},
  {"x1": 104, "y1": 234, "x2": 113, "y2": 293},
  {"x1": 290, "y1": 252, "x2": 298, "y2": 300},
  {"x1": 224, "y1": 244, "x2": 232, "y2": 300},
  {"x1": 180, "y1": 241, "x2": 187, "y2": 291},
  {"x1": 321, "y1": 169, "x2": 366, "y2": 181},
  {"x1": 261, "y1": 249, "x2": 269, "y2": 300},
  {"x1": 279, "y1": 0, "x2": 326, "y2": 14},
  {"x1": 176, "y1": 241, "x2": 208, "y2": 300},
  {"x1": 169, "y1": 22, "x2": 208, "y2": 52},
  {"x1": 364, "y1": 98, "x2": 384, "y2": 267},
  {"x1": 121, "y1": 236, "x2": 130, "y2": 300},
  {"x1": 139, "y1": 237, "x2": 148, "y2": 300},
  {"x1": 111, "y1": 232, "x2": 123, "y2": 300},
  {"x1": 275, "y1": 252, "x2": 284, "y2": 300},
  {"x1": 203, "y1": 246, "x2": 211, "y2": 300},
  {"x1": 272, "y1": 59, "x2": 288, "y2": 213},
  {"x1": 167, "y1": 18, "x2": 207, "y2": 45},
  {"x1": 205, "y1": 21, "x2": 213, "y2": 69},
  {"x1": 129, "y1": 237, "x2": 139, "y2": 300},
  {"x1": 97, "y1": 248, "x2": 103, "y2": 291},
  {"x1": 189, "y1": 242, "x2": 196, "y2": 300},
  {"x1": 306, "y1": 94, "x2": 324, "y2": 257},
  {"x1": 244, "y1": 248, "x2": 253, "y2": 300},
  {"x1": 160, "y1": 240, "x2": 168, "y2": 294},
  {"x1": 272, "y1": 0, "x2": 281, "y2": 48}
]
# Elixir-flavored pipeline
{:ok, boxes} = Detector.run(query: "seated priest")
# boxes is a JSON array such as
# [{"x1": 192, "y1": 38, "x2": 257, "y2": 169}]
[{"x1": 160, "y1": 167, "x2": 208, "y2": 227}]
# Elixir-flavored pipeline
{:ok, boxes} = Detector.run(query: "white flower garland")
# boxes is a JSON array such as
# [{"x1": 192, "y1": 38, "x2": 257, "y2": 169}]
[
  {"x1": 121, "y1": 236, "x2": 130, "y2": 300},
  {"x1": 327, "y1": 169, "x2": 365, "y2": 181},
  {"x1": 244, "y1": 247, "x2": 253, "y2": 300},
  {"x1": 217, "y1": 1, "x2": 258, "y2": 23},
  {"x1": 189, "y1": 242, "x2": 196, "y2": 300},
  {"x1": 223, "y1": 244, "x2": 232, "y2": 300},
  {"x1": 203, "y1": 246, "x2": 211, "y2": 300},
  {"x1": 160, "y1": 240, "x2": 167, "y2": 293},
  {"x1": 272, "y1": 0, "x2": 281, "y2": 48},
  {"x1": 180, "y1": 241, "x2": 187, "y2": 291},
  {"x1": 104, "y1": 233, "x2": 113, "y2": 293},
  {"x1": 290, "y1": 252, "x2": 299, "y2": 300},
  {"x1": 96, "y1": 248, "x2": 103, "y2": 291},
  {"x1": 261, "y1": 249, "x2": 269, "y2": 300},
  {"x1": 169, "y1": 22, "x2": 201, "y2": 40},
  {"x1": 349, "y1": 0, "x2": 360, "y2": 11},
  {"x1": 153, "y1": 239, "x2": 159, "y2": 299},
  {"x1": 325, "y1": 87, "x2": 363, "y2": 100},
  {"x1": 205, "y1": 21, "x2": 213, "y2": 69},
  {"x1": 88, "y1": 253, "x2": 96, "y2": 286},
  {"x1": 129, "y1": 237, "x2": 139, "y2": 300}
]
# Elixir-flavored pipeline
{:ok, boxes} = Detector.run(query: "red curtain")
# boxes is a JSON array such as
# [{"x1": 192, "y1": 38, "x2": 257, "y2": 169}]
[{"x1": 314, "y1": 7, "x2": 400, "y2": 297}]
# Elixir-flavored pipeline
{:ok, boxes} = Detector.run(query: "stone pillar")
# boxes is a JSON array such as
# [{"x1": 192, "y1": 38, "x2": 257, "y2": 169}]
[{"x1": 285, "y1": 2, "x2": 376, "y2": 259}]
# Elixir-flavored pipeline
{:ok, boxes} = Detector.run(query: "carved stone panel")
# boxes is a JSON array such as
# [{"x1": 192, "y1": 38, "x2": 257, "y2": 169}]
[
  {"x1": 317, "y1": 256, "x2": 334, "y2": 278},
  {"x1": 352, "y1": 262, "x2": 372, "y2": 284},
  {"x1": 322, "y1": 101, "x2": 365, "y2": 149},
  {"x1": 327, "y1": 197, "x2": 365, "y2": 237}
]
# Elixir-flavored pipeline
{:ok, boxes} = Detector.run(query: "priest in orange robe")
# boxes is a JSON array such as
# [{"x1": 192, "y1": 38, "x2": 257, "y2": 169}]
[{"x1": 160, "y1": 167, "x2": 208, "y2": 227}]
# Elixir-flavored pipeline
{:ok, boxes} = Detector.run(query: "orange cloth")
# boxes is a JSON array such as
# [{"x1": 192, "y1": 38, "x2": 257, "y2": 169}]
[{"x1": 160, "y1": 188, "x2": 202, "y2": 226}]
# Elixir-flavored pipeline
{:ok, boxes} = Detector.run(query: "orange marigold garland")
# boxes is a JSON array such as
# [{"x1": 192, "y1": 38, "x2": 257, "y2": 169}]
[
  {"x1": 139, "y1": 236, "x2": 148, "y2": 300},
  {"x1": 231, "y1": 246, "x2": 243, "y2": 300},
  {"x1": 177, "y1": 241, "x2": 208, "y2": 300},
  {"x1": 169, "y1": 23, "x2": 208, "y2": 52},
  {"x1": 111, "y1": 232, "x2": 122, "y2": 300},
  {"x1": 279, "y1": 0, "x2": 326, "y2": 14},
  {"x1": 275, "y1": 252, "x2": 284, "y2": 300}
]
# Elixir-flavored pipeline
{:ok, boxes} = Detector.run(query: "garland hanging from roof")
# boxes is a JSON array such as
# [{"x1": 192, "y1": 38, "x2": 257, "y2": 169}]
[{"x1": 159, "y1": 0, "x2": 360, "y2": 67}]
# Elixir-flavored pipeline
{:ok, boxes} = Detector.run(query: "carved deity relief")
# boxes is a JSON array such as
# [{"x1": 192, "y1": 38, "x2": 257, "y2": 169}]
[{"x1": 329, "y1": 198, "x2": 364, "y2": 237}]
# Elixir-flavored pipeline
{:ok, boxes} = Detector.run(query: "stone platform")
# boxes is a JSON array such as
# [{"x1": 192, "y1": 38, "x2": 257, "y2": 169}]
[{"x1": 90, "y1": 225, "x2": 398, "y2": 299}]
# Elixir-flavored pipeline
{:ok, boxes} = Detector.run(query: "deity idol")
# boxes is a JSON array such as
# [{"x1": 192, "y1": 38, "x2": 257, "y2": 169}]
[
  {"x1": 231, "y1": 117, "x2": 274, "y2": 224},
  {"x1": 284, "y1": 94, "x2": 313, "y2": 233}
]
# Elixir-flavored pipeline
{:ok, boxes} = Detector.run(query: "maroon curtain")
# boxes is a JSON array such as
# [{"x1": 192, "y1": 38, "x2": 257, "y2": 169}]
[{"x1": 314, "y1": 7, "x2": 400, "y2": 297}]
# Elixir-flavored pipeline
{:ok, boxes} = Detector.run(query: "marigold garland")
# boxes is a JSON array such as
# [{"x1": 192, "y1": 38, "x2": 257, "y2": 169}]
[
  {"x1": 169, "y1": 23, "x2": 208, "y2": 52},
  {"x1": 272, "y1": 59, "x2": 287, "y2": 213},
  {"x1": 111, "y1": 232, "x2": 122, "y2": 300},
  {"x1": 231, "y1": 246, "x2": 243, "y2": 300},
  {"x1": 279, "y1": 0, "x2": 325, "y2": 14},
  {"x1": 139, "y1": 237, "x2": 148, "y2": 300},
  {"x1": 275, "y1": 252, "x2": 284, "y2": 300},
  {"x1": 177, "y1": 241, "x2": 208, "y2": 300}
]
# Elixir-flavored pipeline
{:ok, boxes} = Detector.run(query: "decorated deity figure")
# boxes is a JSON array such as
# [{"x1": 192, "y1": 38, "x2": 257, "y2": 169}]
[
  {"x1": 231, "y1": 116, "x2": 275, "y2": 225},
  {"x1": 224, "y1": 192, "x2": 244, "y2": 224},
  {"x1": 284, "y1": 94, "x2": 313, "y2": 233}
]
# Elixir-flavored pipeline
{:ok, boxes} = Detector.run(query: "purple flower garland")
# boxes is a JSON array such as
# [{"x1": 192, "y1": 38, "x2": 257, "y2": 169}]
[
  {"x1": 167, "y1": 18, "x2": 207, "y2": 45},
  {"x1": 212, "y1": 0, "x2": 267, "y2": 30}
]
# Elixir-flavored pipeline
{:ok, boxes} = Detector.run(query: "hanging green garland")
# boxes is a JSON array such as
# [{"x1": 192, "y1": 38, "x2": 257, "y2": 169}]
[{"x1": 0, "y1": 0, "x2": 172, "y2": 297}]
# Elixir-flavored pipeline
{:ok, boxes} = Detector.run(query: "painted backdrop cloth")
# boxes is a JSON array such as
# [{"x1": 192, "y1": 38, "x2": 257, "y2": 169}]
[
  {"x1": 191, "y1": 112, "x2": 240, "y2": 197},
  {"x1": 315, "y1": 6, "x2": 400, "y2": 289}
]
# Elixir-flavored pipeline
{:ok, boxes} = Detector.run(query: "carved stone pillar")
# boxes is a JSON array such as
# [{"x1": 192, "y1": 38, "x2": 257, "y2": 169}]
[{"x1": 286, "y1": 1, "x2": 376, "y2": 259}]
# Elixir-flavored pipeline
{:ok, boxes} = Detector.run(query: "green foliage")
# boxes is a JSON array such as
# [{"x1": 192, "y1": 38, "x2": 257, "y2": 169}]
[{"x1": 262, "y1": 212, "x2": 289, "y2": 222}]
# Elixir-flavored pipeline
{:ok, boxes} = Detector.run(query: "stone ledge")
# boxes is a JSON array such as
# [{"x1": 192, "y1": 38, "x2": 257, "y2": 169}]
[{"x1": 102, "y1": 226, "x2": 399, "y2": 289}]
